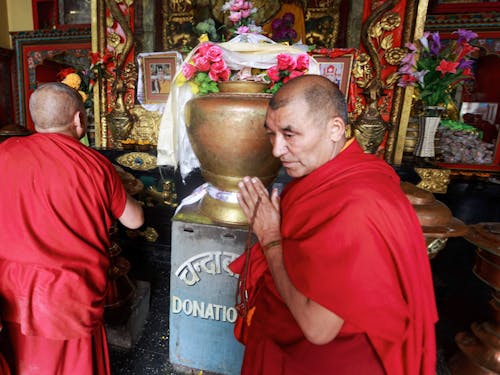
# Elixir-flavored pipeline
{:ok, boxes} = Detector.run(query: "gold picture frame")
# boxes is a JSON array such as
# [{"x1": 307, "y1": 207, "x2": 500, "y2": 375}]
[
  {"x1": 141, "y1": 52, "x2": 177, "y2": 104},
  {"x1": 315, "y1": 54, "x2": 354, "y2": 100}
]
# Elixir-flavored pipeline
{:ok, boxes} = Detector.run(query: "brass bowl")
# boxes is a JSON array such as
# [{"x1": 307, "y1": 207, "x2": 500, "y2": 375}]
[
  {"x1": 185, "y1": 92, "x2": 281, "y2": 225},
  {"x1": 218, "y1": 81, "x2": 269, "y2": 93}
]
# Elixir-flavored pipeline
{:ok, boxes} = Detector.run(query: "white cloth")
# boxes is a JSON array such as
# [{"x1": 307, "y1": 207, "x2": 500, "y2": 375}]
[{"x1": 156, "y1": 39, "x2": 320, "y2": 179}]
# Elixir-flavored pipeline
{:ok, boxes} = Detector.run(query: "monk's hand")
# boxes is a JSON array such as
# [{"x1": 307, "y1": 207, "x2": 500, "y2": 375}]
[{"x1": 237, "y1": 176, "x2": 281, "y2": 244}]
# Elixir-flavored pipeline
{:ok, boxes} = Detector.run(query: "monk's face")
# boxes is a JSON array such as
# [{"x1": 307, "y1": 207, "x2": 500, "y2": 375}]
[{"x1": 265, "y1": 96, "x2": 337, "y2": 178}]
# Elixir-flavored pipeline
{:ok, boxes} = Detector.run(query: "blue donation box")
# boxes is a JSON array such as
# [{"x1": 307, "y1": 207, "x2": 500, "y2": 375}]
[{"x1": 169, "y1": 205, "x2": 246, "y2": 374}]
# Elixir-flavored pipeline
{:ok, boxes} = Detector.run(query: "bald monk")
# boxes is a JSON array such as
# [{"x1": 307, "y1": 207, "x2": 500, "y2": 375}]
[
  {"x1": 0, "y1": 82, "x2": 144, "y2": 374},
  {"x1": 232, "y1": 75, "x2": 438, "y2": 374}
]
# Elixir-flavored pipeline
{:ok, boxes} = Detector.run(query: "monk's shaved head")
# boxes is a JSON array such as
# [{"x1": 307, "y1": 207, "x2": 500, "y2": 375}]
[
  {"x1": 29, "y1": 82, "x2": 84, "y2": 132},
  {"x1": 269, "y1": 74, "x2": 347, "y2": 126}
]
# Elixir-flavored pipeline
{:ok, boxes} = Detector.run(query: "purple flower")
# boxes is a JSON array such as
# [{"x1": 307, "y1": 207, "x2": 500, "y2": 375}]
[
  {"x1": 273, "y1": 29, "x2": 286, "y2": 41},
  {"x1": 405, "y1": 42, "x2": 417, "y2": 52},
  {"x1": 271, "y1": 18, "x2": 282, "y2": 30},
  {"x1": 401, "y1": 52, "x2": 416, "y2": 66},
  {"x1": 398, "y1": 63, "x2": 414, "y2": 75},
  {"x1": 287, "y1": 29, "x2": 297, "y2": 40},
  {"x1": 430, "y1": 32, "x2": 442, "y2": 55},
  {"x1": 454, "y1": 29, "x2": 478, "y2": 44},
  {"x1": 419, "y1": 32, "x2": 430, "y2": 50},
  {"x1": 282, "y1": 12, "x2": 295, "y2": 25},
  {"x1": 458, "y1": 59, "x2": 474, "y2": 70}
]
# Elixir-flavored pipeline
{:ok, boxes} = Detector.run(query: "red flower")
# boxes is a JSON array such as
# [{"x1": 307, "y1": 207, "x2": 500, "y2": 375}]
[
  {"x1": 462, "y1": 67, "x2": 473, "y2": 77},
  {"x1": 90, "y1": 52, "x2": 102, "y2": 65},
  {"x1": 182, "y1": 63, "x2": 197, "y2": 80},
  {"x1": 288, "y1": 70, "x2": 305, "y2": 81},
  {"x1": 276, "y1": 54, "x2": 296, "y2": 71},
  {"x1": 193, "y1": 55, "x2": 211, "y2": 72},
  {"x1": 197, "y1": 42, "x2": 213, "y2": 56},
  {"x1": 209, "y1": 60, "x2": 231, "y2": 81},
  {"x1": 206, "y1": 45, "x2": 224, "y2": 62},
  {"x1": 296, "y1": 54, "x2": 309, "y2": 71},
  {"x1": 56, "y1": 67, "x2": 76, "y2": 80},
  {"x1": 455, "y1": 43, "x2": 478, "y2": 63},
  {"x1": 436, "y1": 60, "x2": 459, "y2": 76},
  {"x1": 266, "y1": 66, "x2": 280, "y2": 82}
]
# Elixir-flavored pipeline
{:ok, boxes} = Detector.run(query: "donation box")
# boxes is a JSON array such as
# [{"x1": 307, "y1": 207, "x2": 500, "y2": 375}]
[{"x1": 170, "y1": 205, "x2": 246, "y2": 374}]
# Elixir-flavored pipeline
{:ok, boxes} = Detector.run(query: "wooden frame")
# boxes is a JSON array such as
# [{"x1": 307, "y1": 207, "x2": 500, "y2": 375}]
[
  {"x1": 11, "y1": 29, "x2": 91, "y2": 130},
  {"x1": 141, "y1": 53, "x2": 177, "y2": 104},
  {"x1": 315, "y1": 54, "x2": 354, "y2": 100}
]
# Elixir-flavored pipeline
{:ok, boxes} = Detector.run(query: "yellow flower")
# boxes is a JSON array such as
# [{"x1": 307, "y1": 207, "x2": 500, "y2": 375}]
[
  {"x1": 198, "y1": 33, "x2": 209, "y2": 43},
  {"x1": 62, "y1": 73, "x2": 82, "y2": 90},
  {"x1": 78, "y1": 90, "x2": 88, "y2": 102},
  {"x1": 188, "y1": 81, "x2": 200, "y2": 95},
  {"x1": 175, "y1": 73, "x2": 187, "y2": 86}
]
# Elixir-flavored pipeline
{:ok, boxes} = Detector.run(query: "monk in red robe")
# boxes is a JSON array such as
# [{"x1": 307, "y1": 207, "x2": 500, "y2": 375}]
[
  {"x1": 232, "y1": 75, "x2": 438, "y2": 374},
  {"x1": 0, "y1": 82, "x2": 144, "y2": 374}
]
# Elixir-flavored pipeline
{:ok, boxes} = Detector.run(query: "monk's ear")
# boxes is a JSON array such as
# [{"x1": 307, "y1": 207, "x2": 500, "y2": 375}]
[
  {"x1": 329, "y1": 116, "x2": 346, "y2": 142},
  {"x1": 72, "y1": 110, "x2": 85, "y2": 136}
]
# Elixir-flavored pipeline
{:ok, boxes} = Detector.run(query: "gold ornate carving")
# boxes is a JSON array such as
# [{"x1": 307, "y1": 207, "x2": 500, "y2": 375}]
[
  {"x1": 415, "y1": 167, "x2": 451, "y2": 194},
  {"x1": 161, "y1": 0, "x2": 342, "y2": 51},
  {"x1": 146, "y1": 180, "x2": 179, "y2": 208},
  {"x1": 92, "y1": 0, "x2": 137, "y2": 147},
  {"x1": 128, "y1": 106, "x2": 162, "y2": 145},
  {"x1": 305, "y1": 1, "x2": 342, "y2": 48},
  {"x1": 116, "y1": 152, "x2": 158, "y2": 170}
]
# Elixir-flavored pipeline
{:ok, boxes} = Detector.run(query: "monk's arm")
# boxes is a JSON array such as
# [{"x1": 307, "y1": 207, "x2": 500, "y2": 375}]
[{"x1": 264, "y1": 243, "x2": 344, "y2": 345}]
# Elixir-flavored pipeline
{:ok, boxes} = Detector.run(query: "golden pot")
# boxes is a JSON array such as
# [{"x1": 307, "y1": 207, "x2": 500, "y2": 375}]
[
  {"x1": 185, "y1": 92, "x2": 281, "y2": 225},
  {"x1": 218, "y1": 81, "x2": 269, "y2": 93}
]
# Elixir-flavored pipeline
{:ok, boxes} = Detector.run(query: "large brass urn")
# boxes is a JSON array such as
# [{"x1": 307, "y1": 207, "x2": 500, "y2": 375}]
[{"x1": 185, "y1": 89, "x2": 281, "y2": 226}]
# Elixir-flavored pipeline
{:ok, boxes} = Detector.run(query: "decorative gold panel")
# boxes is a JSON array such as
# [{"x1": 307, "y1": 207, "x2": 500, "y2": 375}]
[{"x1": 415, "y1": 167, "x2": 451, "y2": 194}]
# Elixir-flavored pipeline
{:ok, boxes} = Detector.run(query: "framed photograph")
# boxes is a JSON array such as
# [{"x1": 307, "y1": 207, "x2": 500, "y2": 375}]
[
  {"x1": 11, "y1": 29, "x2": 91, "y2": 130},
  {"x1": 142, "y1": 53, "x2": 177, "y2": 104},
  {"x1": 315, "y1": 54, "x2": 354, "y2": 99}
]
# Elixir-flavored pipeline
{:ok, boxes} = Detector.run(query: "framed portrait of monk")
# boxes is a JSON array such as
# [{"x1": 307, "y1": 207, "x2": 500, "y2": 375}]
[{"x1": 142, "y1": 53, "x2": 177, "y2": 104}]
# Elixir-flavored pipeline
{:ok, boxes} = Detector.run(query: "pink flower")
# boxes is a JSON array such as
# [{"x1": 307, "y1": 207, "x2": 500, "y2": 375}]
[
  {"x1": 276, "y1": 54, "x2": 296, "y2": 71},
  {"x1": 193, "y1": 55, "x2": 211, "y2": 72},
  {"x1": 197, "y1": 42, "x2": 213, "y2": 56},
  {"x1": 237, "y1": 26, "x2": 250, "y2": 34},
  {"x1": 266, "y1": 66, "x2": 280, "y2": 82},
  {"x1": 182, "y1": 63, "x2": 197, "y2": 80},
  {"x1": 229, "y1": 11, "x2": 242, "y2": 23},
  {"x1": 208, "y1": 60, "x2": 230, "y2": 82},
  {"x1": 241, "y1": 9, "x2": 251, "y2": 18},
  {"x1": 210, "y1": 60, "x2": 229, "y2": 75},
  {"x1": 295, "y1": 54, "x2": 309, "y2": 71},
  {"x1": 230, "y1": 0, "x2": 244, "y2": 11},
  {"x1": 206, "y1": 45, "x2": 224, "y2": 62}
]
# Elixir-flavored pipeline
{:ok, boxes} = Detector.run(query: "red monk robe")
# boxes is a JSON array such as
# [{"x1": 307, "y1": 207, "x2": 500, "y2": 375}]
[
  {"x1": 231, "y1": 140, "x2": 438, "y2": 374},
  {"x1": 0, "y1": 133, "x2": 127, "y2": 374}
]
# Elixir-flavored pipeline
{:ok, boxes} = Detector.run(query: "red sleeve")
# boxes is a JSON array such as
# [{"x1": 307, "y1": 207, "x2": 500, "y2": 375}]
[
  {"x1": 106, "y1": 163, "x2": 127, "y2": 219},
  {"x1": 283, "y1": 198, "x2": 411, "y2": 342}
]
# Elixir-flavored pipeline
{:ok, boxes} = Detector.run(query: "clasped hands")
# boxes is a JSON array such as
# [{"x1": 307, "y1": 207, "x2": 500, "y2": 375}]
[{"x1": 237, "y1": 176, "x2": 281, "y2": 250}]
